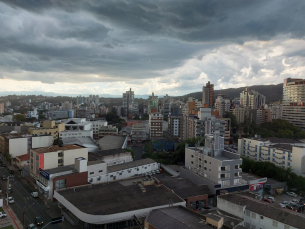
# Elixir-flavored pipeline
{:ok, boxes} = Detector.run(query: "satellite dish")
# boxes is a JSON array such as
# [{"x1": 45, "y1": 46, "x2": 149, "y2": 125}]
[{"x1": 231, "y1": 222, "x2": 235, "y2": 226}]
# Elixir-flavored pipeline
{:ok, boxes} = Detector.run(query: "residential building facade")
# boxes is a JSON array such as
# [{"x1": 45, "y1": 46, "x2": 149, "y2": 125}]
[
  {"x1": 202, "y1": 81, "x2": 214, "y2": 108},
  {"x1": 238, "y1": 137, "x2": 305, "y2": 176},
  {"x1": 240, "y1": 88, "x2": 266, "y2": 109},
  {"x1": 29, "y1": 121, "x2": 65, "y2": 141},
  {"x1": 282, "y1": 78, "x2": 305, "y2": 130},
  {"x1": 149, "y1": 112, "x2": 163, "y2": 139}
]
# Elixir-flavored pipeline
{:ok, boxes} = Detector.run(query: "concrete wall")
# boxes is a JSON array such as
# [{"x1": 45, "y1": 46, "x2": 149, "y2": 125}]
[
  {"x1": 44, "y1": 152, "x2": 60, "y2": 170},
  {"x1": 63, "y1": 148, "x2": 88, "y2": 166},
  {"x1": 32, "y1": 136, "x2": 53, "y2": 149},
  {"x1": 161, "y1": 164, "x2": 180, "y2": 177},
  {"x1": 9, "y1": 138, "x2": 28, "y2": 157},
  {"x1": 88, "y1": 163, "x2": 107, "y2": 177},
  {"x1": 89, "y1": 162, "x2": 159, "y2": 184},
  {"x1": 103, "y1": 152, "x2": 132, "y2": 166},
  {"x1": 217, "y1": 197, "x2": 245, "y2": 219}
]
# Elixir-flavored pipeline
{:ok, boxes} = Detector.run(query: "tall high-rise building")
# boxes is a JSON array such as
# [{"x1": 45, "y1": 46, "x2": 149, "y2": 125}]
[
  {"x1": 149, "y1": 112, "x2": 163, "y2": 139},
  {"x1": 148, "y1": 92, "x2": 158, "y2": 114},
  {"x1": 282, "y1": 78, "x2": 305, "y2": 130},
  {"x1": 122, "y1": 88, "x2": 135, "y2": 117},
  {"x1": 240, "y1": 88, "x2": 265, "y2": 109},
  {"x1": 215, "y1": 96, "x2": 231, "y2": 118},
  {"x1": 202, "y1": 81, "x2": 214, "y2": 108},
  {"x1": 162, "y1": 94, "x2": 171, "y2": 118}
]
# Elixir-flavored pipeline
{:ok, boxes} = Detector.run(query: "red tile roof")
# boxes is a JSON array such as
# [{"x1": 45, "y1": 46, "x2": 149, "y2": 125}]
[
  {"x1": 16, "y1": 153, "x2": 30, "y2": 161},
  {"x1": 32, "y1": 145, "x2": 83, "y2": 154}
]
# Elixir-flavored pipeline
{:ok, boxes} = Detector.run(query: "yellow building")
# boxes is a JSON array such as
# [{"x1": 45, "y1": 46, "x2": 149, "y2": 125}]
[{"x1": 29, "y1": 121, "x2": 65, "y2": 141}]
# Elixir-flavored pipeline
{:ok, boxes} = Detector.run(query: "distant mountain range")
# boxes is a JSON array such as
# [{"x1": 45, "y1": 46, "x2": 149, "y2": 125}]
[
  {"x1": 177, "y1": 83, "x2": 283, "y2": 103},
  {"x1": 0, "y1": 83, "x2": 283, "y2": 102}
]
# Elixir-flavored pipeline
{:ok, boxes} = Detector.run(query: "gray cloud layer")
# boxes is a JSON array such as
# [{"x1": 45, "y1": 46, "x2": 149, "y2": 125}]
[{"x1": 0, "y1": 0, "x2": 305, "y2": 94}]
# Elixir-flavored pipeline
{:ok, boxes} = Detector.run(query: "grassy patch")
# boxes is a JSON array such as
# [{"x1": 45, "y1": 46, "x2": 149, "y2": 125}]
[
  {"x1": 0, "y1": 207, "x2": 3, "y2": 211},
  {"x1": 3, "y1": 226, "x2": 14, "y2": 229}
]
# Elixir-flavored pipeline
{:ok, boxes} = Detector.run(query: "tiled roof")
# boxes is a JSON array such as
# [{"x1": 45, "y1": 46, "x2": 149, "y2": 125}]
[{"x1": 16, "y1": 153, "x2": 30, "y2": 161}]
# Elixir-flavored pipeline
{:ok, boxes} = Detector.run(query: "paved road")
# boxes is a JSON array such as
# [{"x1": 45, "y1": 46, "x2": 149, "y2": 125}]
[
  {"x1": 0, "y1": 167, "x2": 63, "y2": 229},
  {"x1": 130, "y1": 146, "x2": 144, "y2": 160}
]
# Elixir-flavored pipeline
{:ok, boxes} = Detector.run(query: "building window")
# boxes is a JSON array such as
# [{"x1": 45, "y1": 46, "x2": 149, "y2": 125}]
[
  {"x1": 273, "y1": 220, "x2": 278, "y2": 227},
  {"x1": 252, "y1": 213, "x2": 256, "y2": 219},
  {"x1": 99, "y1": 170, "x2": 103, "y2": 173},
  {"x1": 90, "y1": 172, "x2": 94, "y2": 175},
  {"x1": 58, "y1": 152, "x2": 63, "y2": 157},
  {"x1": 246, "y1": 210, "x2": 250, "y2": 216},
  {"x1": 55, "y1": 179, "x2": 66, "y2": 190},
  {"x1": 110, "y1": 175, "x2": 113, "y2": 177},
  {"x1": 260, "y1": 215, "x2": 263, "y2": 219},
  {"x1": 284, "y1": 225, "x2": 290, "y2": 229}
]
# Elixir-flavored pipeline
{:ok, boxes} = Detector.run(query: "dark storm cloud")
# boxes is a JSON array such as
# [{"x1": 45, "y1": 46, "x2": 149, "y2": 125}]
[{"x1": 0, "y1": 0, "x2": 305, "y2": 88}]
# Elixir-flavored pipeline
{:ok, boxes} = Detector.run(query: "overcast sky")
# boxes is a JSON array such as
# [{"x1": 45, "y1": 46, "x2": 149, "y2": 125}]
[{"x1": 1, "y1": 0, "x2": 305, "y2": 96}]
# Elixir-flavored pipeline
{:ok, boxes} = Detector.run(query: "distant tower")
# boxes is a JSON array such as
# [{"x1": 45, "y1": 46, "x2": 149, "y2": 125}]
[{"x1": 202, "y1": 81, "x2": 214, "y2": 108}]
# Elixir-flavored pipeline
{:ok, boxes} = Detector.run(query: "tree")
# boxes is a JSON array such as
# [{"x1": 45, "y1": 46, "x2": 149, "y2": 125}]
[
  {"x1": 39, "y1": 114, "x2": 46, "y2": 120},
  {"x1": 13, "y1": 114, "x2": 26, "y2": 122},
  {"x1": 144, "y1": 141, "x2": 154, "y2": 154}
]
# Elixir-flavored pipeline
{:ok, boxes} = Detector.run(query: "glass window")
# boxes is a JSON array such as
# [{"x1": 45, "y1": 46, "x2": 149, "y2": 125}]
[{"x1": 55, "y1": 179, "x2": 66, "y2": 190}]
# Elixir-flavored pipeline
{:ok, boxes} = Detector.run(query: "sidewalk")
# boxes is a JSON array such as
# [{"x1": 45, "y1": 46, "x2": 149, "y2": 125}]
[{"x1": 2, "y1": 206, "x2": 23, "y2": 229}]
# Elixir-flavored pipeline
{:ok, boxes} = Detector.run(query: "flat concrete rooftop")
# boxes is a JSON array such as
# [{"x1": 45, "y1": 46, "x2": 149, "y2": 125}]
[{"x1": 56, "y1": 178, "x2": 184, "y2": 215}]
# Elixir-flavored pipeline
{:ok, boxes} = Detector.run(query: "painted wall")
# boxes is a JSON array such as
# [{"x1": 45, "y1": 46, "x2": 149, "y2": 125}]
[
  {"x1": 63, "y1": 148, "x2": 88, "y2": 166},
  {"x1": 32, "y1": 136, "x2": 53, "y2": 149},
  {"x1": 9, "y1": 138, "x2": 28, "y2": 157}
]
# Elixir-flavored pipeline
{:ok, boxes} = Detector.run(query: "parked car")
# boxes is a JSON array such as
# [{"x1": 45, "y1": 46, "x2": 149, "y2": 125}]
[
  {"x1": 286, "y1": 203, "x2": 297, "y2": 210},
  {"x1": 3, "y1": 164, "x2": 7, "y2": 167},
  {"x1": 2, "y1": 175, "x2": 7, "y2": 180},
  {"x1": 31, "y1": 192, "x2": 38, "y2": 198},
  {"x1": 34, "y1": 217, "x2": 44, "y2": 226},
  {"x1": 290, "y1": 199, "x2": 299, "y2": 204},
  {"x1": 266, "y1": 196, "x2": 275, "y2": 203},
  {"x1": 156, "y1": 169, "x2": 160, "y2": 174},
  {"x1": 287, "y1": 192, "x2": 297, "y2": 197},
  {"x1": 293, "y1": 204, "x2": 304, "y2": 212},
  {"x1": 263, "y1": 198, "x2": 272, "y2": 203},
  {"x1": 8, "y1": 197, "x2": 14, "y2": 204},
  {"x1": 9, "y1": 169, "x2": 14, "y2": 174},
  {"x1": 0, "y1": 212, "x2": 7, "y2": 218},
  {"x1": 279, "y1": 201, "x2": 289, "y2": 207},
  {"x1": 27, "y1": 223, "x2": 37, "y2": 229}
]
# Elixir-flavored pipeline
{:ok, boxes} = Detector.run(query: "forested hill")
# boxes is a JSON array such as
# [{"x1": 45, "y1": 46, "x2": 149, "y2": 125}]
[{"x1": 178, "y1": 83, "x2": 283, "y2": 103}]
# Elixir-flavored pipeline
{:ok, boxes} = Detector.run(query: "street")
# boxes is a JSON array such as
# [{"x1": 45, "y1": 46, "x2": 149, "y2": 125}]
[{"x1": 0, "y1": 167, "x2": 68, "y2": 229}]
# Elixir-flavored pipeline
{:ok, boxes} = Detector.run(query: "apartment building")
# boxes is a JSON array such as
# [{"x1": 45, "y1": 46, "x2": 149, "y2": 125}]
[
  {"x1": 233, "y1": 107, "x2": 245, "y2": 124},
  {"x1": 162, "y1": 94, "x2": 171, "y2": 118},
  {"x1": 214, "y1": 96, "x2": 230, "y2": 118},
  {"x1": 185, "y1": 132, "x2": 243, "y2": 189},
  {"x1": 131, "y1": 123, "x2": 147, "y2": 142},
  {"x1": 122, "y1": 88, "x2": 135, "y2": 117},
  {"x1": 168, "y1": 108, "x2": 183, "y2": 138},
  {"x1": 218, "y1": 193, "x2": 305, "y2": 229},
  {"x1": 202, "y1": 81, "x2": 214, "y2": 108},
  {"x1": 240, "y1": 88, "x2": 266, "y2": 109},
  {"x1": 91, "y1": 120, "x2": 108, "y2": 139},
  {"x1": 238, "y1": 137, "x2": 305, "y2": 176},
  {"x1": 282, "y1": 78, "x2": 305, "y2": 130},
  {"x1": 217, "y1": 118, "x2": 231, "y2": 144},
  {"x1": 149, "y1": 112, "x2": 163, "y2": 139},
  {"x1": 98, "y1": 125, "x2": 118, "y2": 138},
  {"x1": 59, "y1": 130, "x2": 93, "y2": 139},
  {"x1": 148, "y1": 92, "x2": 158, "y2": 113},
  {"x1": 182, "y1": 97, "x2": 202, "y2": 115},
  {"x1": 64, "y1": 118, "x2": 92, "y2": 131},
  {"x1": 30, "y1": 145, "x2": 88, "y2": 179},
  {"x1": 29, "y1": 121, "x2": 65, "y2": 141}
]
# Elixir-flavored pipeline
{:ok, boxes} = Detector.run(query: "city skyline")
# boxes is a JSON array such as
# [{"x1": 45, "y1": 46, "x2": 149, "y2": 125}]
[{"x1": 1, "y1": 0, "x2": 305, "y2": 96}]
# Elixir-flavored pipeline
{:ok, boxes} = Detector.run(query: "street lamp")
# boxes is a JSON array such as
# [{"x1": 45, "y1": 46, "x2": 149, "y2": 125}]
[{"x1": 23, "y1": 202, "x2": 35, "y2": 229}]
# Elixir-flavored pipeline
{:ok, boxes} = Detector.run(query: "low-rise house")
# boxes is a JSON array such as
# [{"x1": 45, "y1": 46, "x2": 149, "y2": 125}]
[{"x1": 16, "y1": 153, "x2": 30, "y2": 168}]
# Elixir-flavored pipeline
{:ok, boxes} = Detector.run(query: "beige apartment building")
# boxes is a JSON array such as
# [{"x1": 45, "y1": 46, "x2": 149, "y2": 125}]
[
  {"x1": 30, "y1": 144, "x2": 88, "y2": 179},
  {"x1": 29, "y1": 121, "x2": 65, "y2": 141},
  {"x1": 282, "y1": 78, "x2": 305, "y2": 131},
  {"x1": 233, "y1": 107, "x2": 245, "y2": 124}
]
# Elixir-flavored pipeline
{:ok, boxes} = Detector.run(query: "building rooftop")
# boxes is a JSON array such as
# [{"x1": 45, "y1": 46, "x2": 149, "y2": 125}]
[
  {"x1": 43, "y1": 165, "x2": 75, "y2": 175},
  {"x1": 32, "y1": 144, "x2": 84, "y2": 154},
  {"x1": 146, "y1": 206, "x2": 212, "y2": 229},
  {"x1": 56, "y1": 178, "x2": 184, "y2": 215},
  {"x1": 173, "y1": 185, "x2": 213, "y2": 199},
  {"x1": 87, "y1": 159, "x2": 105, "y2": 166},
  {"x1": 247, "y1": 137, "x2": 302, "y2": 144},
  {"x1": 16, "y1": 153, "x2": 30, "y2": 161},
  {"x1": 98, "y1": 135, "x2": 127, "y2": 150},
  {"x1": 107, "y1": 158, "x2": 156, "y2": 173},
  {"x1": 219, "y1": 193, "x2": 305, "y2": 228},
  {"x1": 88, "y1": 149, "x2": 130, "y2": 161}
]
